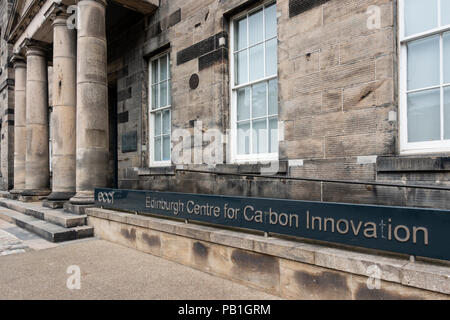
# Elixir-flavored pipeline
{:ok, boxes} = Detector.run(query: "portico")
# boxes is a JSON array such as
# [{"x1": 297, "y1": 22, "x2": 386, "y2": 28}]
[{"x1": 5, "y1": 0, "x2": 158, "y2": 209}]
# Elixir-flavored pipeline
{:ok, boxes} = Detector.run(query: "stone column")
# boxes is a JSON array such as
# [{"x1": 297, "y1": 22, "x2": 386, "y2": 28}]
[
  {"x1": 47, "y1": 14, "x2": 77, "y2": 201},
  {"x1": 22, "y1": 45, "x2": 50, "y2": 196},
  {"x1": 70, "y1": 0, "x2": 108, "y2": 205},
  {"x1": 10, "y1": 56, "x2": 27, "y2": 195}
]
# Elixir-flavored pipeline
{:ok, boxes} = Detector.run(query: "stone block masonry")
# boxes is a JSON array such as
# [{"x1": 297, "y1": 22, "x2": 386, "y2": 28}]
[{"x1": 112, "y1": 0, "x2": 406, "y2": 198}]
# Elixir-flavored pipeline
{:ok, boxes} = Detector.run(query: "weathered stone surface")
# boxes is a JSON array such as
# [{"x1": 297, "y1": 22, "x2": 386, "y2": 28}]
[
  {"x1": 86, "y1": 207, "x2": 450, "y2": 298},
  {"x1": 70, "y1": 0, "x2": 108, "y2": 205},
  {"x1": 11, "y1": 58, "x2": 26, "y2": 194},
  {"x1": 349, "y1": 273, "x2": 447, "y2": 300},
  {"x1": 42, "y1": 199, "x2": 66, "y2": 209},
  {"x1": 280, "y1": 259, "x2": 353, "y2": 299},
  {"x1": 49, "y1": 15, "x2": 77, "y2": 200},
  {"x1": 23, "y1": 45, "x2": 50, "y2": 196}
]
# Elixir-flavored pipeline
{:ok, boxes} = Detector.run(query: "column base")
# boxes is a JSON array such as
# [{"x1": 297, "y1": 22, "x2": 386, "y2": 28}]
[
  {"x1": 21, "y1": 189, "x2": 51, "y2": 197},
  {"x1": 19, "y1": 189, "x2": 51, "y2": 203},
  {"x1": 70, "y1": 191, "x2": 95, "y2": 205},
  {"x1": 43, "y1": 192, "x2": 75, "y2": 209},
  {"x1": 47, "y1": 191, "x2": 76, "y2": 201},
  {"x1": 9, "y1": 189, "x2": 24, "y2": 200},
  {"x1": 10, "y1": 188, "x2": 24, "y2": 194}
]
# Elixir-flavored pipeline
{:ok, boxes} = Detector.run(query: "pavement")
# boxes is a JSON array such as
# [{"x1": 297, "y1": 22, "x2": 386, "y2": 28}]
[{"x1": 0, "y1": 219, "x2": 280, "y2": 300}]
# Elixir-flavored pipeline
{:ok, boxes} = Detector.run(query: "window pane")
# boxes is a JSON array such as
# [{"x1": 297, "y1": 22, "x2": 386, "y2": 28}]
[
  {"x1": 407, "y1": 89, "x2": 441, "y2": 142},
  {"x1": 163, "y1": 136, "x2": 171, "y2": 161},
  {"x1": 249, "y1": 9, "x2": 263, "y2": 46},
  {"x1": 237, "y1": 122, "x2": 250, "y2": 155},
  {"x1": 407, "y1": 35, "x2": 440, "y2": 90},
  {"x1": 265, "y1": 4, "x2": 277, "y2": 39},
  {"x1": 234, "y1": 17, "x2": 247, "y2": 51},
  {"x1": 151, "y1": 84, "x2": 158, "y2": 110},
  {"x1": 265, "y1": 38, "x2": 277, "y2": 77},
  {"x1": 160, "y1": 55, "x2": 168, "y2": 81},
  {"x1": 160, "y1": 81, "x2": 168, "y2": 107},
  {"x1": 252, "y1": 119, "x2": 268, "y2": 154},
  {"x1": 235, "y1": 50, "x2": 248, "y2": 85},
  {"x1": 444, "y1": 32, "x2": 450, "y2": 83},
  {"x1": 152, "y1": 60, "x2": 158, "y2": 84},
  {"x1": 162, "y1": 110, "x2": 170, "y2": 134},
  {"x1": 252, "y1": 82, "x2": 267, "y2": 118},
  {"x1": 268, "y1": 79, "x2": 278, "y2": 116},
  {"x1": 249, "y1": 44, "x2": 264, "y2": 82},
  {"x1": 404, "y1": 0, "x2": 438, "y2": 36},
  {"x1": 155, "y1": 112, "x2": 161, "y2": 136},
  {"x1": 445, "y1": 86, "x2": 450, "y2": 139},
  {"x1": 168, "y1": 55, "x2": 171, "y2": 78},
  {"x1": 168, "y1": 80, "x2": 172, "y2": 105},
  {"x1": 154, "y1": 137, "x2": 162, "y2": 162},
  {"x1": 442, "y1": 0, "x2": 450, "y2": 26},
  {"x1": 269, "y1": 116, "x2": 278, "y2": 153},
  {"x1": 237, "y1": 87, "x2": 250, "y2": 121}
]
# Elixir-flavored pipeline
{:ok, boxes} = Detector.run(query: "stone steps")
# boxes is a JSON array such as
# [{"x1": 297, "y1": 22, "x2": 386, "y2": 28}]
[
  {"x1": 0, "y1": 198, "x2": 86, "y2": 228},
  {"x1": 0, "y1": 196, "x2": 94, "y2": 243},
  {"x1": 0, "y1": 206, "x2": 93, "y2": 243}
]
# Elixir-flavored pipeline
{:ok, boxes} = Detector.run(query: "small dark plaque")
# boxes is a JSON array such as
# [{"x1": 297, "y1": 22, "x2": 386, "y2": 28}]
[
  {"x1": 189, "y1": 74, "x2": 199, "y2": 90},
  {"x1": 121, "y1": 131, "x2": 137, "y2": 153},
  {"x1": 117, "y1": 111, "x2": 129, "y2": 124}
]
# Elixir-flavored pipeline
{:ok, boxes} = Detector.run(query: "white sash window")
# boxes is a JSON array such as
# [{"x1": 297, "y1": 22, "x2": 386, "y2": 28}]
[
  {"x1": 149, "y1": 53, "x2": 172, "y2": 166},
  {"x1": 230, "y1": 1, "x2": 279, "y2": 162}
]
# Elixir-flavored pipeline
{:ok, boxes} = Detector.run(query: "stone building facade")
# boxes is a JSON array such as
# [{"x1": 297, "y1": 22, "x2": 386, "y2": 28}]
[
  {"x1": 1, "y1": 0, "x2": 449, "y2": 208},
  {"x1": 1, "y1": 0, "x2": 449, "y2": 209}
]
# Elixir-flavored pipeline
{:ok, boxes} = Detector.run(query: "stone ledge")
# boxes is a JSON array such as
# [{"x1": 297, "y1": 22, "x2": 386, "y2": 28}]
[
  {"x1": 377, "y1": 156, "x2": 450, "y2": 172},
  {"x1": 137, "y1": 162, "x2": 290, "y2": 177},
  {"x1": 86, "y1": 207, "x2": 450, "y2": 296},
  {"x1": 215, "y1": 161, "x2": 289, "y2": 174}
]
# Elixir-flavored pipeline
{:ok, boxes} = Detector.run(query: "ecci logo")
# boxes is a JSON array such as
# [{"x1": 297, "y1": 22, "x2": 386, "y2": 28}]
[{"x1": 97, "y1": 191, "x2": 115, "y2": 204}]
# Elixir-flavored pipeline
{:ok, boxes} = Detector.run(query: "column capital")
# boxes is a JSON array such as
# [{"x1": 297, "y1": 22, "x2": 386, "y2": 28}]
[
  {"x1": 10, "y1": 54, "x2": 26, "y2": 69},
  {"x1": 25, "y1": 41, "x2": 48, "y2": 58}
]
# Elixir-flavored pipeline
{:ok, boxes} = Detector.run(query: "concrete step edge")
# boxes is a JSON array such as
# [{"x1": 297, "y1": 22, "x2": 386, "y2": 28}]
[
  {"x1": 0, "y1": 207, "x2": 93, "y2": 243},
  {"x1": 0, "y1": 199, "x2": 87, "y2": 228}
]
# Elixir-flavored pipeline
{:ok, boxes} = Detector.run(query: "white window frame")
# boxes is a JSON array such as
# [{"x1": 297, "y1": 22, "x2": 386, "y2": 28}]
[
  {"x1": 149, "y1": 51, "x2": 172, "y2": 167},
  {"x1": 229, "y1": 1, "x2": 279, "y2": 163},
  {"x1": 399, "y1": 0, "x2": 450, "y2": 154}
]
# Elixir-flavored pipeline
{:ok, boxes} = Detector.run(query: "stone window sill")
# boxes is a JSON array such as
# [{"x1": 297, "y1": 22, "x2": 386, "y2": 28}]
[
  {"x1": 137, "y1": 162, "x2": 288, "y2": 177},
  {"x1": 215, "y1": 161, "x2": 288, "y2": 175}
]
